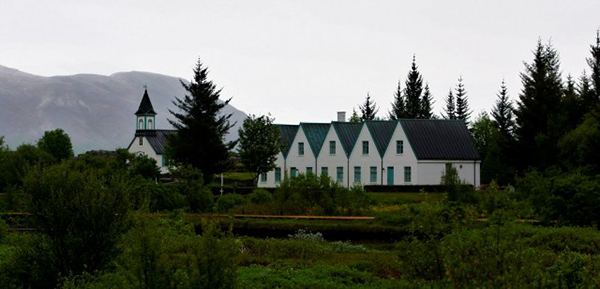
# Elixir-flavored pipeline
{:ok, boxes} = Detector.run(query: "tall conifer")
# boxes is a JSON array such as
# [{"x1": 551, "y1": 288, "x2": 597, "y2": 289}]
[
  {"x1": 491, "y1": 80, "x2": 514, "y2": 137},
  {"x1": 586, "y1": 30, "x2": 600, "y2": 104},
  {"x1": 455, "y1": 76, "x2": 472, "y2": 125},
  {"x1": 404, "y1": 55, "x2": 424, "y2": 118},
  {"x1": 420, "y1": 83, "x2": 434, "y2": 119},
  {"x1": 444, "y1": 89, "x2": 456, "y2": 120},
  {"x1": 359, "y1": 93, "x2": 378, "y2": 121},
  {"x1": 389, "y1": 81, "x2": 407, "y2": 120}
]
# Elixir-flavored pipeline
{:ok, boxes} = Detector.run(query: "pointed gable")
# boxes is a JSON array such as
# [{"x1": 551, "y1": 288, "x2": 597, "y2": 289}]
[
  {"x1": 366, "y1": 121, "x2": 397, "y2": 157},
  {"x1": 135, "y1": 89, "x2": 157, "y2": 115},
  {"x1": 277, "y1": 124, "x2": 299, "y2": 158},
  {"x1": 332, "y1": 122, "x2": 363, "y2": 156},
  {"x1": 300, "y1": 123, "x2": 330, "y2": 157},
  {"x1": 400, "y1": 119, "x2": 480, "y2": 160}
]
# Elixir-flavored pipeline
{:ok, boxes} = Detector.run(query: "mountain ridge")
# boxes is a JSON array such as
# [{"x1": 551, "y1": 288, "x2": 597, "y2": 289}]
[{"x1": 0, "y1": 65, "x2": 247, "y2": 153}]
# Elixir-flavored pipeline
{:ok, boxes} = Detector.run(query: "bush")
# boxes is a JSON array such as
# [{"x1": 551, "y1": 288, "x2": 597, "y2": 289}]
[
  {"x1": 216, "y1": 194, "x2": 247, "y2": 213},
  {"x1": 248, "y1": 189, "x2": 274, "y2": 204}
]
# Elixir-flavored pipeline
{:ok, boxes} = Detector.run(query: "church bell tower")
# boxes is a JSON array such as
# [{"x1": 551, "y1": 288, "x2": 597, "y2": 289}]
[{"x1": 135, "y1": 88, "x2": 157, "y2": 132}]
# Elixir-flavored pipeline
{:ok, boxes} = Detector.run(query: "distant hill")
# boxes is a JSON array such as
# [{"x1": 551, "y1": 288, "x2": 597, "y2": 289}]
[{"x1": 0, "y1": 65, "x2": 247, "y2": 153}]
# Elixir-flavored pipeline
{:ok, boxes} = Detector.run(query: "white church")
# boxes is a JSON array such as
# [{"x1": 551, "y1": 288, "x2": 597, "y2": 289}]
[
  {"x1": 258, "y1": 112, "x2": 481, "y2": 188},
  {"x1": 127, "y1": 89, "x2": 174, "y2": 173},
  {"x1": 127, "y1": 90, "x2": 481, "y2": 186}
]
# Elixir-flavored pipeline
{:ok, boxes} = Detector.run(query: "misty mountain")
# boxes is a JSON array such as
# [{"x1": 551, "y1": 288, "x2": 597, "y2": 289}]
[{"x1": 0, "y1": 65, "x2": 247, "y2": 153}]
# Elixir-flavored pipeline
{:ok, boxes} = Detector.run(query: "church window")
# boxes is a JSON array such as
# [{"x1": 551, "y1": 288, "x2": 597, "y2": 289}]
[
  {"x1": 139, "y1": 119, "x2": 143, "y2": 129},
  {"x1": 148, "y1": 119, "x2": 153, "y2": 129},
  {"x1": 139, "y1": 137, "x2": 143, "y2": 145}
]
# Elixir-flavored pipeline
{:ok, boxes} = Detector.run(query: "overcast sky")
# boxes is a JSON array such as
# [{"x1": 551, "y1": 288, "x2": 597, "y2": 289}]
[{"x1": 2, "y1": 1, "x2": 599, "y2": 124}]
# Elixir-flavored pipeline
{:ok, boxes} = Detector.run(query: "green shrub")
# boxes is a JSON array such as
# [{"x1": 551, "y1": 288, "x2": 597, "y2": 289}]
[
  {"x1": 216, "y1": 194, "x2": 247, "y2": 213},
  {"x1": 248, "y1": 189, "x2": 273, "y2": 204}
]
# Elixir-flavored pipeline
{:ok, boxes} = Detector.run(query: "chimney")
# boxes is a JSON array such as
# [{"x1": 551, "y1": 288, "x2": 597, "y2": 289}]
[{"x1": 337, "y1": 111, "x2": 346, "y2": 122}]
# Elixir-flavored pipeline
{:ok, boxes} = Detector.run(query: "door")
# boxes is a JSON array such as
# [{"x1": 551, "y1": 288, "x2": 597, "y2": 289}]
[{"x1": 387, "y1": 166, "x2": 394, "y2": 185}]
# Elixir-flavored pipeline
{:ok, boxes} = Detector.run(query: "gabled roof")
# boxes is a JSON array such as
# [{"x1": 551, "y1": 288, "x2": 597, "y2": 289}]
[
  {"x1": 277, "y1": 124, "x2": 299, "y2": 158},
  {"x1": 135, "y1": 89, "x2": 157, "y2": 115},
  {"x1": 128, "y1": 130, "x2": 175, "y2": 155},
  {"x1": 332, "y1": 122, "x2": 363, "y2": 156},
  {"x1": 366, "y1": 121, "x2": 397, "y2": 157},
  {"x1": 399, "y1": 119, "x2": 480, "y2": 160},
  {"x1": 300, "y1": 123, "x2": 330, "y2": 157}
]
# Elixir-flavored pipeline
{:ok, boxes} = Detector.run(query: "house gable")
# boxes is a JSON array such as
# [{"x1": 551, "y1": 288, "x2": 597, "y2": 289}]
[{"x1": 331, "y1": 122, "x2": 363, "y2": 157}]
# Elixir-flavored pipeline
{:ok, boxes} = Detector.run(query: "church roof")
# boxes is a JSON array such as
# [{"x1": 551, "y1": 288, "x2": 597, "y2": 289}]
[
  {"x1": 128, "y1": 130, "x2": 175, "y2": 155},
  {"x1": 135, "y1": 89, "x2": 157, "y2": 115}
]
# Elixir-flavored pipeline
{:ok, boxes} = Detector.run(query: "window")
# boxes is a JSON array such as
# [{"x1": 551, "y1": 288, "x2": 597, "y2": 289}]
[
  {"x1": 370, "y1": 166, "x2": 377, "y2": 183},
  {"x1": 291, "y1": 167, "x2": 298, "y2": 177},
  {"x1": 139, "y1": 136, "x2": 143, "y2": 145},
  {"x1": 275, "y1": 167, "x2": 281, "y2": 182},
  {"x1": 362, "y1": 141, "x2": 369, "y2": 155},
  {"x1": 306, "y1": 167, "x2": 313, "y2": 175},
  {"x1": 148, "y1": 119, "x2": 153, "y2": 129},
  {"x1": 161, "y1": 156, "x2": 165, "y2": 167},
  {"x1": 336, "y1": 167, "x2": 343, "y2": 183},
  {"x1": 138, "y1": 119, "x2": 143, "y2": 129},
  {"x1": 354, "y1": 166, "x2": 361, "y2": 184},
  {"x1": 329, "y1": 141, "x2": 336, "y2": 155},
  {"x1": 404, "y1": 166, "x2": 412, "y2": 183},
  {"x1": 298, "y1": 142, "x2": 304, "y2": 156},
  {"x1": 260, "y1": 172, "x2": 267, "y2": 182},
  {"x1": 396, "y1": 140, "x2": 404, "y2": 154},
  {"x1": 321, "y1": 167, "x2": 328, "y2": 177}
]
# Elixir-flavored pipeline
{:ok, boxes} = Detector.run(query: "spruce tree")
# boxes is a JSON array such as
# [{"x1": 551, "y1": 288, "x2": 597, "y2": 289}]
[
  {"x1": 514, "y1": 40, "x2": 564, "y2": 169},
  {"x1": 359, "y1": 93, "x2": 378, "y2": 121},
  {"x1": 420, "y1": 83, "x2": 434, "y2": 119},
  {"x1": 444, "y1": 89, "x2": 456, "y2": 119},
  {"x1": 167, "y1": 58, "x2": 236, "y2": 182},
  {"x1": 389, "y1": 80, "x2": 407, "y2": 120},
  {"x1": 455, "y1": 76, "x2": 472, "y2": 125},
  {"x1": 561, "y1": 75, "x2": 583, "y2": 131},
  {"x1": 491, "y1": 80, "x2": 515, "y2": 136},
  {"x1": 349, "y1": 108, "x2": 361, "y2": 122},
  {"x1": 404, "y1": 55, "x2": 424, "y2": 118},
  {"x1": 587, "y1": 30, "x2": 600, "y2": 102},
  {"x1": 579, "y1": 72, "x2": 595, "y2": 111}
]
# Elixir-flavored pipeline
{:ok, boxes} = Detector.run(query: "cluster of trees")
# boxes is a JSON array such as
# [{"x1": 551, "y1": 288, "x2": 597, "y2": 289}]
[{"x1": 473, "y1": 33, "x2": 600, "y2": 185}]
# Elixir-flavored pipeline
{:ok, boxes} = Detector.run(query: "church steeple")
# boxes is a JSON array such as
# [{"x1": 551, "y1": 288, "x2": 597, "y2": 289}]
[{"x1": 135, "y1": 88, "x2": 157, "y2": 131}]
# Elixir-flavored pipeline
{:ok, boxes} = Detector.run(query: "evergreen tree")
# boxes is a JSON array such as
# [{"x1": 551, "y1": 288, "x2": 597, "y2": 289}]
[
  {"x1": 514, "y1": 40, "x2": 564, "y2": 170},
  {"x1": 444, "y1": 89, "x2": 456, "y2": 119},
  {"x1": 579, "y1": 72, "x2": 595, "y2": 111},
  {"x1": 491, "y1": 80, "x2": 515, "y2": 137},
  {"x1": 389, "y1": 80, "x2": 407, "y2": 120},
  {"x1": 349, "y1": 108, "x2": 361, "y2": 123},
  {"x1": 167, "y1": 58, "x2": 236, "y2": 183},
  {"x1": 404, "y1": 55, "x2": 424, "y2": 118},
  {"x1": 359, "y1": 93, "x2": 378, "y2": 121},
  {"x1": 455, "y1": 76, "x2": 472, "y2": 125},
  {"x1": 561, "y1": 75, "x2": 583, "y2": 131},
  {"x1": 420, "y1": 83, "x2": 434, "y2": 119},
  {"x1": 587, "y1": 30, "x2": 600, "y2": 102}
]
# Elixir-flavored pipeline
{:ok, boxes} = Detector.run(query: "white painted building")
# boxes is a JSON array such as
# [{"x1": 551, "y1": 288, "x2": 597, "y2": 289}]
[
  {"x1": 127, "y1": 89, "x2": 174, "y2": 173},
  {"x1": 258, "y1": 117, "x2": 481, "y2": 188}
]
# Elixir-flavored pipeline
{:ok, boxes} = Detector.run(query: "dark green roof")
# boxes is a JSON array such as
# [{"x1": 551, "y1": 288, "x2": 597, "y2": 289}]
[
  {"x1": 277, "y1": 125, "x2": 299, "y2": 158},
  {"x1": 135, "y1": 89, "x2": 157, "y2": 115},
  {"x1": 366, "y1": 121, "x2": 397, "y2": 157},
  {"x1": 300, "y1": 123, "x2": 331, "y2": 157},
  {"x1": 399, "y1": 119, "x2": 480, "y2": 160},
  {"x1": 332, "y1": 122, "x2": 363, "y2": 156}
]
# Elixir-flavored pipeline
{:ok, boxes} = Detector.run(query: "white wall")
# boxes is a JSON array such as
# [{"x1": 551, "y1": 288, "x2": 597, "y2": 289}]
[
  {"x1": 382, "y1": 122, "x2": 419, "y2": 185},
  {"x1": 348, "y1": 124, "x2": 381, "y2": 187},
  {"x1": 258, "y1": 151, "x2": 286, "y2": 188},
  {"x1": 285, "y1": 126, "x2": 316, "y2": 177},
  {"x1": 317, "y1": 126, "x2": 349, "y2": 185},
  {"x1": 417, "y1": 160, "x2": 480, "y2": 187},
  {"x1": 127, "y1": 136, "x2": 168, "y2": 174}
]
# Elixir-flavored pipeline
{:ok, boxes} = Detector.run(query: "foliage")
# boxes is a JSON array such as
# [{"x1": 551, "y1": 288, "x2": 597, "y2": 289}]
[
  {"x1": 558, "y1": 111, "x2": 600, "y2": 172},
  {"x1": 129, "y1": 153, "x2": 161, "y2": 179},
  {"x1": 167, "y1": 58, "x2": 237, "y2": 183},
  {"x1": 11, "y1": 161, "x2": 132, "y2": 287},
  {"x1": 403, "y1": 55, "x2": 424, "y2": 118},
  {"x1": 275, "y1": 173, "x2": 371, "y2": 215},
  {"x1": 170, "y1": 165, "x2": 214, "y2": 213},
  {"x1": 389, "y1": 80, "x2": 406, "y2": 120},
  {"x1": 358, "y1": 93, "x2": 378, "y2": 121},
  {"x1": 470, "y1": 112, "x2": 496, "y2": 162},
  {"x1": 516, "y1": 169, "x2": 600, "y2": 227},
  {"x1": 441, "y1": 166, "x2": 474, "y2": 203},
  {"x1": 37, "y1": 128, "x2": 74, "y2": 163},
  {"x1": 248, "y1": 189, "x2": 274, "y2": 204},
  {"x1": 588, "y1": 30, "x2": 600, "y2": 101},
  {"x1": 216, "y1": 194, "x2": 247, "y2": 213},
  {"x1": 420, "y1": 83, "x2": 434, "y2": 119},
  {"x1": 238, "y1": 114, "x2": 281, "y2": 185},
  {"x1": 349, "y1": 108, "x2": 361, "y2": 123},
  {"x1": 491, "y1": 80, "x2": 515, "y2": 136}
]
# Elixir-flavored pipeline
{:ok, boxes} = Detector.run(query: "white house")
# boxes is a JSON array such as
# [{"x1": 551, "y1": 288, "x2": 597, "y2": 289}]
[
  {"x1": 127, "y1": 89, "x2": 175, "y2": 173},
  {"x1": 258, "y1": 117, "x2": 481, "y2": 188}
]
